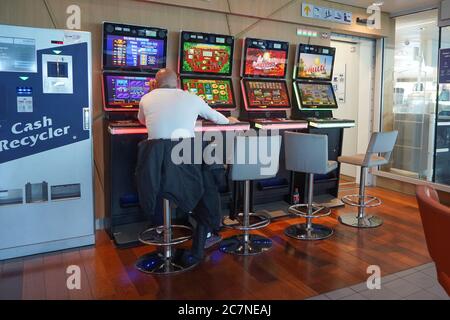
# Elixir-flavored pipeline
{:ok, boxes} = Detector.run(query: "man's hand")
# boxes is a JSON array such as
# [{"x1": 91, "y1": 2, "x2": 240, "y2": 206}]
[{"x1": 227, "y1": 116, "x2": 239, "y2": 124}]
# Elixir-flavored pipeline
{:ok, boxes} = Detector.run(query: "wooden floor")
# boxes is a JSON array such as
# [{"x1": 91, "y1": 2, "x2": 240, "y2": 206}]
[{"x1": 0, "y1": 186, "x2": 431, "y2": 300}]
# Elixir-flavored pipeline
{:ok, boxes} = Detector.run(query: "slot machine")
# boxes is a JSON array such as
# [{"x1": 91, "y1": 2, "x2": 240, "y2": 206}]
[
  {"x1": 178, "y1": 31, "x2": 251, "y2": 217},
  {"x1": 291, "y1": 44, "x2": 356, "y2": 208},
  {"x1": 239, "y1": 38, "x2": 308, "y2": 209},
  {"x1": 102, "y1": 22, "x2": 168, "y2": 246},
  {"x1": 178, "y1": 30, "x2": 250, "y2": 131}
]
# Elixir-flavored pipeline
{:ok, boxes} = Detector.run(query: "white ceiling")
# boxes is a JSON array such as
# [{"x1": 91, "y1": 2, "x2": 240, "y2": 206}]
[{"x1": 327, "y1": 0, "x2": 441, "y2": 14}]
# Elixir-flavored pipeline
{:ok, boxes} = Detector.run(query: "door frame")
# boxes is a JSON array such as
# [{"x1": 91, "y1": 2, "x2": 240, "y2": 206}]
[{"x1": 330, "y1": 33, "x2": 378, "y2": 185}]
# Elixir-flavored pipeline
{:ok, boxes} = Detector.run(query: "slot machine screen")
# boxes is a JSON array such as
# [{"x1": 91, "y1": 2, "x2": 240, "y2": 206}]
[
  {"x1": 179, "y1": 31, "x2": 234, "y2": 76},
  {"x1": 243, "y1": 38, "x2": 289, "y2": 78},
  {"x1": 181, "y1": 77, "x2": 235, "y2": 109},
  {"x1": 103, "y1": 73, "x2": 156, "y2": 111},
  {"x1": 242, "y1": 79, "x2": 290, "y2": 110},
  {"x1": 295, "y1": 82, "x2": 338, "y2": 110},
  {"x1": 103, "y1": 22, "x2": 167, "y2": 72},
  {"x1": 295, "y1": 44, "x2": 335, "y2": 81}
]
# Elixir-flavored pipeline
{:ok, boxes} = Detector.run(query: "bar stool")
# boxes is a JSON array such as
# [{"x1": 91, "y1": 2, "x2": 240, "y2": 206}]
[
  {"x1": 220, "y1": 134, "x2": 282, "y2": 255},
  {"x1": 284, "y1": 132, "x2": 337, "y2": 240},
  {"x1": 135, "y1": 198, "x2": 199, "y2": 274},
  {"x1": 337, "y1": 131, "x2": 398, "y2": 228}
]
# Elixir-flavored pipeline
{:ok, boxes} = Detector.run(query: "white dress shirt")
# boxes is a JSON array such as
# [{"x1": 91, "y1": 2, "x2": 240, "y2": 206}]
[{"x1": 138, "y1": 88, "x2": 229, "y2": 139}]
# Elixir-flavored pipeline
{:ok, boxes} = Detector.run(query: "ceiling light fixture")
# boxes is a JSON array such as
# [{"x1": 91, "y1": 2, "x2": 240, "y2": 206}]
[{"x1": 372, "y1": 1, "x2": 384, "y2": 6}]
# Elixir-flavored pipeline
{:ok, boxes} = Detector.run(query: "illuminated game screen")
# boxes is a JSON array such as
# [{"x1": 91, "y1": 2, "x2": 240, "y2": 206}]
[
  {"x1": 296, "y1": 82, "x2": 338, "y2": 109},
  {"x1": 296, "y1": 44, "x2": 335, "y2": 81},
  {"x1": 243, "y1": 38, "x2": 289, "y2": 78},
  {"x1": 243, "y1": 80, "x2": 290, "y2": 110},
  {"x1": 181, "y1": 77, "x2": 235, "y2": 109},
  {"x1": 180, "y1": 31, "x2": 234, "y2": 76},
  {"x1": 103, "y1": 22, "x2": 167, "y2": 71},
  {"x1": 103, "y1": 74, "x2": 156, "y2": 110}
]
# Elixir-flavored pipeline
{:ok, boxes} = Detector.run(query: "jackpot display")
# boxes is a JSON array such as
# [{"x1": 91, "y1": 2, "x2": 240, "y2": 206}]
[
  {"x1": 103, "y1": 22, "x2": 167, "y2": 72},
  {"x1": 179, "y1": 31, "x2": 234, "y2": 76},
  {"x1": 295, "y1": 82, "x2": 338, "y2": 109},
  {"x1": 103, "y1": 74, "x2": 155, "y2": 110},
  {"x1": 243, "y1": 80, "x2": 290, "y2": 109},
  {"x1": 243, "y1": 38, "x2": 289, "y2": 78},
  {"x1": 296, "y1": 44, "x2": 335, "y2": 81},
  {"x1": 182, "y1": 78, "x2": 234, "y2": 109}
]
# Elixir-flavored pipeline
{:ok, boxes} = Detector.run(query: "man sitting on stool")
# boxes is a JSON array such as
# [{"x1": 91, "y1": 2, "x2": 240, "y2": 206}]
[{"x1": 138, "y1": 68, "x2": 234, "y2": 262}]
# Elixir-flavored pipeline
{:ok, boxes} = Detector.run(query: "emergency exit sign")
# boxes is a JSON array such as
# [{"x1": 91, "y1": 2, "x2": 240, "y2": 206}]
[{"x1": 302, "y1": 2, "x2": 352, "y2": 25}]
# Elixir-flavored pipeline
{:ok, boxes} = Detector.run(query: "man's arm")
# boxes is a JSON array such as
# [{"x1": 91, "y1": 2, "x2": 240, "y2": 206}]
[
  {"x1": 138, "y1": 101, "x2": 146, "y2": 125},
  {"x1": 197, "y1": 99, "x2": 229, "y2": 124}
]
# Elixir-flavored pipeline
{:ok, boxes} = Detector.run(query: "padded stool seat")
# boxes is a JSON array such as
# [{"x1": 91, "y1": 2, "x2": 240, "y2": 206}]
[{"x1": 338, "y1": 154, "x2": 387, "y2": 167}]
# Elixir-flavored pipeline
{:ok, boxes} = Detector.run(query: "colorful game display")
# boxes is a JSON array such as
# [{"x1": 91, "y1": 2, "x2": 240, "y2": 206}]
[
  {"x1": 103, "y1": 22, "x2": 167, "y2": 72},
  {"x1": 104, "y1": 74, "x2": 156, "y2": 109},
  {"x1": 181, "y1": 42, "x2": 232, "y2": 75},
  {"x1": 296, "y1": 82, "x2": 338, "y2": 109},
  {"x1": 182, "y1": 78, "x2": 234, "y2": 108},
  {"x1": 243, "y1": 80, "x2": 290, "y2": 109},
  {"x1": 105, "y1": 35, "x2": 166, "y2": 70},
  {"x1": 243, "y1": 39, "x2": 289, "y2": 78},
  {"x1": 296, "y1": 45, "x2": 335, "y2": 81},
  {"x1": 244, "y1": 48, "x2": 287, "y2": 78}
]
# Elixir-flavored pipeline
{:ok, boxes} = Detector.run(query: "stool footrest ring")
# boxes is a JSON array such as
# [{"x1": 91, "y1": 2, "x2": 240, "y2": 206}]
[
  {"x1": 222, "y1": 213, "x2": 271, "y2": 231},
  {"x1": 138, "y1": 225, "x2": 193, "y2": 246},
  {"x1": 288, "y1": 204, "x2": 331, "y2": 218},
  {"x1": 341, "y1": 195, "x2": 382, "y2": 208}
]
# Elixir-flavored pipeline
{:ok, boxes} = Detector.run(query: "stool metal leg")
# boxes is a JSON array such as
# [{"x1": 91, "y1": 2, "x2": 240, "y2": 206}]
[
  {"x1": 220, "y1": 180, "x2": 272, "y2": 255},
  {"x1": 339, "y1": 167, "x2": 383, "y2": 228},
  {"x1": 136, "y1": 199, "x2": 199, "y2": 274},
  {"x1": 285, "y1": 173, "x2": 334, "y2": 241}
]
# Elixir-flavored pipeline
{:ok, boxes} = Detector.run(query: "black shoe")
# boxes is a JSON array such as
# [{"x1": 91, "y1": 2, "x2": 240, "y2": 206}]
[
  {"x1": 191, "y1": 223, "x2": 209, "y2": 260},
  {"x1": 205, "y1": 233, "x2": 222, "y2": 249},
  {"x1": 178, "y1": 250, "x2": 202, "y2": 268}
]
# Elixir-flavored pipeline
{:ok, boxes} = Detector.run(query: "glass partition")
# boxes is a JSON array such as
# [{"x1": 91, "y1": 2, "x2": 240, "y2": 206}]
[
  {"x1": 435, "y1": 26, "x2": 450, "y2": 185},
  {"x1": 381, "y1": 10, "x2": 439, "y2": 182}
]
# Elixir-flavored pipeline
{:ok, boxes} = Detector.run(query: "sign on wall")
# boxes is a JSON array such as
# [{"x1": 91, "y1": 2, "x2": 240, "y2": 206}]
[
  {"x1": 439, "y1": 48, "x2": 450, "y2": 83},
  {"x1": 302, "y1": 3, "x2": 352, "y2": 25},
  {"x1": 333, "y1": 64, "x2": 347, "y2": 103}
]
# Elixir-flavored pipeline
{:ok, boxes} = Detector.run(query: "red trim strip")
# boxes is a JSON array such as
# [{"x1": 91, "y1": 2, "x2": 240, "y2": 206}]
[{"x1": 108, "y1": 124, "x2": 251, "y2": 135}]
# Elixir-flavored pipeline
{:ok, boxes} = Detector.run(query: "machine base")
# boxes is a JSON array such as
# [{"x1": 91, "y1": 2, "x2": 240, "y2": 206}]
[
  {"x1": 285, "y1": 223, "x2": 334, "y2": 241},
  {"x1": 135, "y1": 249, "x2": 200, "y2": 275},
  {"x1": 314, "y1": 195, "x2": 345, "y2": 208},
  {"x1": 112, "y1": 222, "x2": 150, "y2": 248},
  {"x1": 338, "y1": 213, "x2": 383, "y2": 228},
  {"x1": 219, "y1": 234, "x2": 272, "y2": 256}
]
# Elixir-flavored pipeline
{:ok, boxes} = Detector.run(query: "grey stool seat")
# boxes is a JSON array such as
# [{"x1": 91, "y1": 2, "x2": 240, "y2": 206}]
[
  {"x1": 220, "y1": 134, "x2": 282, "y2": 256},
  {"x1": 337, "y1": 131, "x2": 398, "y2": 228},
  {"x1": 135, "y1": 199, "x2": 199, "y2": 274},
  {"x1": 338, "y1": 154, "x2": 387, "y2": 167},
  {"x1": 284, "y1": 132, "x2": 336, "y2": 241}
]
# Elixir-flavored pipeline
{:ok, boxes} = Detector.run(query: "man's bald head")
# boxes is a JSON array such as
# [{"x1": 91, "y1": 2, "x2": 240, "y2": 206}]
[{"x1": 155, "y1": 68, "x2": 178, "y2": 89}]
